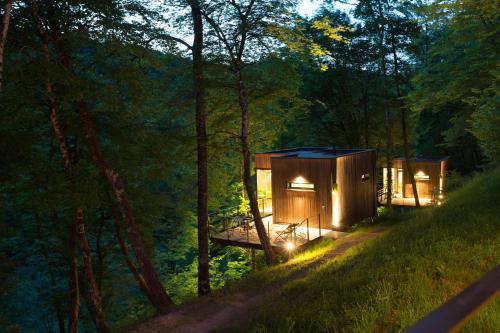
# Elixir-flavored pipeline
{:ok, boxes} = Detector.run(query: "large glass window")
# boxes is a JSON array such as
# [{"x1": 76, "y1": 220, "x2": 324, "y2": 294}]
[
  {"x1": 396, "y1": 169, "x2": 403, "y2": 197},
  {"x1": 382, "y1": 167, "x2": 396, "y2": 193},
  {"x1": 256, "y1": 169, "x2": 272, "y2": 214}
]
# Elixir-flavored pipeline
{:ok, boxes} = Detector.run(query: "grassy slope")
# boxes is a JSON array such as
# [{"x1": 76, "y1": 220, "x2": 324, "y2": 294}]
[{"x1": 242, "y1": 168, "x2": 500, "y2": 333}]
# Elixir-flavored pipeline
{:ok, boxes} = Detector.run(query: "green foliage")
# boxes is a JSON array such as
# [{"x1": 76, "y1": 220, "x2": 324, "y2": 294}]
[
  {"x1": 466, "y1": 70, "x2": 500, "y2": 161},
  {"x1": 1, "y1": 0, "x2": 498, "y2": 331},
  {"x1": 409, "y1": 0, "x2": 500, "y2": 163}
]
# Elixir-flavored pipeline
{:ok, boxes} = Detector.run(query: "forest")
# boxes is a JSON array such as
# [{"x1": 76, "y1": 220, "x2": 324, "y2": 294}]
[{"x1": 0, "y1": 0, "x2": 498, "y2": 332}]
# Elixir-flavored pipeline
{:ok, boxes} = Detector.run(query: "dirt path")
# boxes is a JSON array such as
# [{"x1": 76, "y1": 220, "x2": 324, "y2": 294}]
[{"x1": 128, "y1": 227, "x2": 389, "y2": 333}]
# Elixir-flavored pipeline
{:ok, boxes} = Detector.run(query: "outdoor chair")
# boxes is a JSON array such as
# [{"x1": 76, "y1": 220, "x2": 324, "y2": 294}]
[{"x1": 274, "y1": 223, "x2": 299, "y2": 243}]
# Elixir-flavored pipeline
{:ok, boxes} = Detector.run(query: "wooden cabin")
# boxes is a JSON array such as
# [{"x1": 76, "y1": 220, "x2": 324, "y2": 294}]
[
  {"x1": 211, "y1": 147, "x2": 377, "y2": 250},
  {"x1": 381, "y1": 157, "x2": 448, "y2": 206},
  {"x1": 255, "y1": 147, "x2": 377, "y2": 229}
]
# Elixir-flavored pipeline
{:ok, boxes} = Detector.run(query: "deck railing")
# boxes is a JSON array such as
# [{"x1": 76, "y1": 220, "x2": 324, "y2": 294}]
[
  {"x1": 273, "y1": 213, "x2": 323, "y2": 247},
  {"x1": 211, "y1": 211, "x2": 325, "y2": 248},
  {"x1": 208, "y1": 204, "x2": 251, "y2": 238},
  {"x1": 405, "y1": 265, "x2": 500, "y2": 333},
  {"x1": 377, "y1": 188, "x2": 387, "y2": 203}
]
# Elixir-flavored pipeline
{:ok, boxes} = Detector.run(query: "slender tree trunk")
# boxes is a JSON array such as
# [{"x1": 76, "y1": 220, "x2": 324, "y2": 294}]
[
  {"x1": 41, "y1": 0, "x2": 173, "y2": 313},
  {"x1": 107, "y1": 199, "x2": 154, "y2": 305},
  {"x1": 68, "y1": 222, "x2": 80, "y2": 333},
  {"x1": 75, "y1": 99, "x2": 173, "y2": 312},
  {"x1": 75, "y1": 209, "x2": 109, "y2": 333},
  {"x1": 30, "y1": 2, "x2": 81, "y2": 330},
  {"x1": 0, "y1": 0, "x2": 13, "y2": 90},
  {"x1": 233, "y1": 60, "x2": 276, "y2": 265},
  {"x1": 362, "y1": 83, "x2": 369, "y2": 148},
  {"x1": 376, "y1": 0, "x2": 392, "y2": 207},
  {"x1": 40, "y1": 230, "x2": 66, "y2": 333},
  {"x1": 96, "y1": 217, "x2": 105, "y2": 293},
  {"x1": 389, "y1": 28, "x2": 420, "y2": 207},
  {"x1": 189, "y1": 0, "x2": 210, "y2": 296},
  {"x1": 201, "y1": 2, "x2": 274, "y2": 263}
]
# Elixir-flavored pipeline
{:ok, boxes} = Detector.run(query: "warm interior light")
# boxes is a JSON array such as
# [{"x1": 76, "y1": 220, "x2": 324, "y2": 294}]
[
  {"x1": 332, "y1": 183, "x2": 340, "y2": 228},
  {"x1": 286, "y1": 242, "x2": 294, "y2": 251},
  {"x1": 293, "y1": 176, "x2": 307, "y2": 184},
  {"x1": 288, "y1": 176, "x2": 315, "y2": 191},
  {"x1": 415, "y1": 171, "x2": 430, "y2": 180}
]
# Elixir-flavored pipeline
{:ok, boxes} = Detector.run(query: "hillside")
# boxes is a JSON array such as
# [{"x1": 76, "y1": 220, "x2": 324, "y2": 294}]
[
  {"x1": 237, "y1": 168, "x2": 500, "y2": 332},
  {"x1": 128, "y1": 168, "x2": 500, "y2": 333}
]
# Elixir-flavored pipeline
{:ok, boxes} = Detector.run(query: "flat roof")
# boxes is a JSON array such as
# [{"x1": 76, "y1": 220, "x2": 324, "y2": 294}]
[
  {"x1": 256, "y1": 147, "x2": 375, "y2": 159},
  {"x1": 394, "y1": 156, "x2": 449, "y2": 162}
]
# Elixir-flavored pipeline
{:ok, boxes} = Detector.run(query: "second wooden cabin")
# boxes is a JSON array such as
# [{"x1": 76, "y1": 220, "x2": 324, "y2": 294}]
[{"x1": 382, "y1": 157, "x2": 448, "y2": 206}]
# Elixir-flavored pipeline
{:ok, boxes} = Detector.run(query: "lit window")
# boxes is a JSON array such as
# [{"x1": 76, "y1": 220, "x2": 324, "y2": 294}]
[
  {"x1": 415, "y1": 171, "x2": 430, "y2": 180},
  {"x1": 361, "y1": 173, "x2": 370, "y2": 183},
  {"x1": 287, "y1": 182, "x2": 315, "y2": 191}
]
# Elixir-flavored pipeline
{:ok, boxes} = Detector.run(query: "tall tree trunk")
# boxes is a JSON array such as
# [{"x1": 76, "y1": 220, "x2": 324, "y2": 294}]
[
  {"x1": 67, "y1": 220, "x2": 80, "y2": 333},
  {"x1": 189, "y1": 0, "x2": 210, "y2": 296},
  {"x1": 233, "y1": 60, "x2": 276, "y2": 265},
  {"x1": 0, "y1": 0, "x2": 13, "y2": 90},
  {"x1": 30, "y1": 2, "x2": 81, "y2": 330},
  {"x1": 376, "y1": 0, "x2": 392, "y2": 207},
  {"x1": 75, "y1": 100, "x2": 173, "y2": 312},
  {"x1": 40, "y1": 221, "x2": 66, "y2": 333},
  {"x1": 32, "y1": 2, "x2": 109, "y2": 331},
  {"x1": 390, "y1": 28, "x2": 420, "y2": 207},
  {"x1": 41, "y1": 0, "x2": 173, "y2": 313},
  {"x1": 361, "y1": 83, "x2": 369, "y2": 148},
  {"x1": 75, "y1": 209, "x2": 109, "y2": 333},
  {"x1": 107, "y1": 199, "x2": 154, "y2": 305},
  {"x1": 95, "y1": 217, "x2": 105, "y2": 293}
]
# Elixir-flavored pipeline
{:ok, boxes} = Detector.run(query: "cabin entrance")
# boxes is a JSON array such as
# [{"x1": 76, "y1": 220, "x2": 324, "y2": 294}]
[
  {"x1": 414, "y1": 170, "x2": 431, "y2": 199},
  {"x1": 416, "y1": 180, "x2": 430, "y2": 198},
  {"x1": 283, "y1": 190, "x2": 320, "y2": 227}
]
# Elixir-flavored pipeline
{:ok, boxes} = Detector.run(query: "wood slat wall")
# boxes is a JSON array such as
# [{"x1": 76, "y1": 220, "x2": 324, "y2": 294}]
[
  {"x1": 255, "y1": 153, "x2": 284, "y2": 169},
  {"x1": 336, "y1": 151, "x2": 377, "y2": 226},
  {"x1": 271, "y1": 157, "x2": 334, "y2": 229},
  {"x1": 401, "y1": 160, "x2": 442, "y2": 198}
]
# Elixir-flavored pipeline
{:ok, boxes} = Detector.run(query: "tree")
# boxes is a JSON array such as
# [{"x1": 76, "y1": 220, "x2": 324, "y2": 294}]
[
  {"x1": 155, "y1": 0, "x2": 211, "y2": 296},
  {"x1": 31, "y1": 1, "x2": 108, "y2": 330},
  {"x1": 387, "y1": 6, "x2": 421, "y2": 206},
  {"x1": 38, "y1": 0, "x2": 174, "y2": 313},
  {"x1": 283, "y1": 7, "x2": 383, "y2": 150},
  {"x1": 354, "y1": 0, "x2": 426, "y2": 204},
  {"x1": 200, "y1": 0, "x2": 299, "y2": 264},
  {"x1": 188, "y1": 0, "x2": 210, "y2": 296},
  {"x1": 0, "y1": 0, "x2": 13, "y2": 90},
  {"x1": 410, "y1": 0, "x2": 499, "y2": 164}
]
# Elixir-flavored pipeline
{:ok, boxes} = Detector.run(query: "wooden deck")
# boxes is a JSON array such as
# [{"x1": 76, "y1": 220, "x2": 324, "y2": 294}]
[
  {"x1": 381, "y1": 197, "x2": 433, "y2": 207},
  {"x1": 210, "y1": 222, "x2": 332, "y2": 250}
]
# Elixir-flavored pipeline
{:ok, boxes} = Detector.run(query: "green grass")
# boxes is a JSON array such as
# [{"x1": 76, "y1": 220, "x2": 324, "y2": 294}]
[
  {"x1": 238, "y1": 168, "x2": 500, "y2": 333},
  {"x1": 220, "y1": 222, "x2": 389, "y2": 296}
]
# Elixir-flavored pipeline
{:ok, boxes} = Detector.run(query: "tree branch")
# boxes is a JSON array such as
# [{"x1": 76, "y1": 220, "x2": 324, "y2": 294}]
[
  {"x1": 200, "y1": 9, "x2": 235, "y2": 59},
  {"x1": 163, "y1": 33, "x2": 192, "y2": 50}
]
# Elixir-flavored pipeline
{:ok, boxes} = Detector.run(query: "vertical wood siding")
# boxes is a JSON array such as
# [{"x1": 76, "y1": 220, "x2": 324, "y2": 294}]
[
  {"x1": 336, "y1": 151, "x2": 377, "y2": 227},
  {"x1": 271, "y1": 157, "x2": 333, "y2": 228},
  {"x1": 401, "y1": 160, "x2": 442, "y2": 198},
  {"x1": 255, "y1": 153, "x2": 284, "y2": 169}
]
